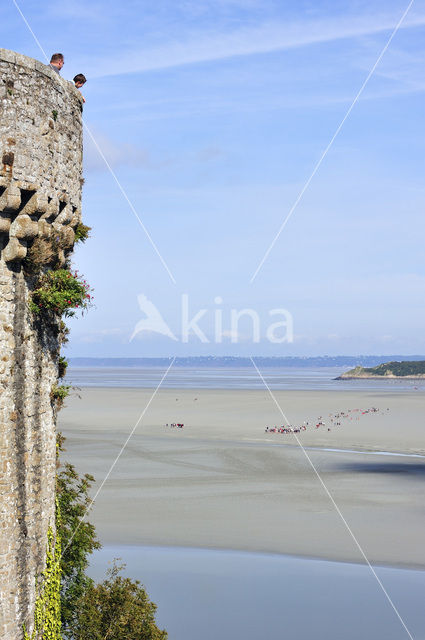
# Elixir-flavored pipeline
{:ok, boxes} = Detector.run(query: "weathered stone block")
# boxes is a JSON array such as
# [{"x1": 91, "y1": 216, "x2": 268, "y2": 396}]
[
  {"x1": 0, "y1": 216, "x2": 11, "y2": 233},
  {"x1": 2, "y1": 237, "x2": 26, "y2": 261},
  {"x1": 37, "y1": 219, "x2": 51, "y2": 238},
  {"x1": 34, "y1": 60, "x2": 49, "y2": 75},
  {"x1": 10, "y1": 215, "x2": 38, "y2": 240},
  {"x1": 59, "y1": 224, "x2": 75, "y2": 248},
  {"x1": 34, "y1": 192, "x2": 48, "y2": 215},
  {"x1": 5, "y1": 186, "x2": 20, "y2": 211},
  {"x1": 0, "y1": 49, "x2": 16, "y2": 64}
]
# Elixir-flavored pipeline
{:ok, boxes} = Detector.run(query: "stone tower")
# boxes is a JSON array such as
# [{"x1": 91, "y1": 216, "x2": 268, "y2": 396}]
[{"x1": 0, "y1": 49, "x2": 83, "y2": 638}]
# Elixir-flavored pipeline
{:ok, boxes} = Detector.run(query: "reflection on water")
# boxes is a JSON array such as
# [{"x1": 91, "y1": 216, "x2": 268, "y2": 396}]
[
  {"x1": 89, "y1": 545, "x2": 425, "y2": 640},
  {"x1": 66, "y1": 366, "x2": 424, "y2": 391}
]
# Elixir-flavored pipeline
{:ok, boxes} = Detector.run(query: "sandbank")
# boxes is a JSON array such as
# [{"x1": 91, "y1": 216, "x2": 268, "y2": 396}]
[{"x1": 59, "y1": 387, "x2": 425, "y2": 568}]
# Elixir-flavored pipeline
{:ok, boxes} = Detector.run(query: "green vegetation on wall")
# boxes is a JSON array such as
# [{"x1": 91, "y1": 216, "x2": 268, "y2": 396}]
[
  {"x1": 29, "y1": 269, "x2": 92, "y2": 317},
  {"x1": 24, "y1": 218, "x2": 166, "y2": 638},
  {"x1": 73, "y1": 223, "x2": 91, "y2": 244},
  {"x1": 23, "y1": 506, "x2": 62, "y2": 640},
  {"x1": 23, "y1": 218, "x2": 93, "y2": 637},
  {"x1": 50, "y1": 385, "x2": 71, "y2": 410},
  {"x1": 58, "y1": 357, "x2": 68, "y2": 380}
]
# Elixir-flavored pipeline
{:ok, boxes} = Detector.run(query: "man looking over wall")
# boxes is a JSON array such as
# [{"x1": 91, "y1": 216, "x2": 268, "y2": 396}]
[{"x1": 49, "y1": 53, "x2": 64, "y2": 74}]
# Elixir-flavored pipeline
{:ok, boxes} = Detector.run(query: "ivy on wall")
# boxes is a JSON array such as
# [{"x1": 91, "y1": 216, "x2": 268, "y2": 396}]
[{"x1": 23, "y1": 501, "x2": 62, "y2": 640}]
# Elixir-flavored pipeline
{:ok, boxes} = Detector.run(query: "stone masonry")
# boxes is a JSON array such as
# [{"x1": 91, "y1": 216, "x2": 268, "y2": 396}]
[{"x1": 0, "y1": 49, "x2": 83, "y2": 638}]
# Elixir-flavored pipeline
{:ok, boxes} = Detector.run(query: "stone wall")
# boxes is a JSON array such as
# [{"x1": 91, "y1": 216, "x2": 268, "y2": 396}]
[{"x1": 0, "y1": 49, "x2": 83, "y2": 639}]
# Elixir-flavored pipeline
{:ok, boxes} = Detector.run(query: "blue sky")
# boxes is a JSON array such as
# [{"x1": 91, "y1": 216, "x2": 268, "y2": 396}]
[{"x1": 2, "y1": 0, "x2": 425, "y2": 356}]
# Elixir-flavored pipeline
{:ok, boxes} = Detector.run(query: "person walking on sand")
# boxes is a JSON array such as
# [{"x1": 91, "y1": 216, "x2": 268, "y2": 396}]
[{"x1": 49, "y1": 53, "x2": 64, "y2": 74}]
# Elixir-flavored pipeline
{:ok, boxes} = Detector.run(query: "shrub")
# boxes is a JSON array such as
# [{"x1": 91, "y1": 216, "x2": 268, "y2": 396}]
[
  {"x1": 58, "y1": 356, "x2": 68, "y2": 379},
  {"x1": 51, "y1": 384, "x2": 70, "y2": 401},
  {"x1": 25, "y1": 226, "x2": 88, "y2": 274},
  {"x1": 24, "y1": 236, "x2": 62, "y2": 273},
  {"x1": 74, "y1": 223, "x2": 91, "y2": 244},
  {"x1": 51, "y1": 384, "x2": 71, "y2": 409},
  {"x1": 72, "y1": 561, "x2": 168, "y2": 640},
  {"x1": 30, "y1": 269, "x2": 93, "y2": 317}
]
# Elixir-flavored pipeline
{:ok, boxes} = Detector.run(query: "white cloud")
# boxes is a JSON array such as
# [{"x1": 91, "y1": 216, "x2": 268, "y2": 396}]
[
  {"x1": 371, "y1": 46, "x2": 425, "y2": 93},
  {"x1": 89, "y1": 9, "x2": 425, "y2": 78}
]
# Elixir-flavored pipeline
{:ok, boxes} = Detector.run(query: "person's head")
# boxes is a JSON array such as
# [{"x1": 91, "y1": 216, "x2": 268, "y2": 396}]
[
  {"x1": 73, "y1": 73, "x2": 87, "y2": 89},
  {"x1": 50, "y1": 53, "x2": 64, "y2": 69}
]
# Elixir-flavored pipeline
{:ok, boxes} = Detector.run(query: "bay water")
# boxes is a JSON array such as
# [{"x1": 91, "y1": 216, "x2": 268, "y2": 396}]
[{"x1": 89, "y1": 545, "x2": 425, "y2": 640}]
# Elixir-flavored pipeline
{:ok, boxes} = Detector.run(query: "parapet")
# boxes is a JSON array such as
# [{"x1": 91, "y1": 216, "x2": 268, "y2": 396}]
[{"x1": 0, "y1": 49, "x2": 84, "y2": 264}]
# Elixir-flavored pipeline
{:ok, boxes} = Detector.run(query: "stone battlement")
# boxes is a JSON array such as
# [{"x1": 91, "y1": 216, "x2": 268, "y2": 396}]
[{"x1": 0, "y1": 48, "x2": 83, "y2": 264}]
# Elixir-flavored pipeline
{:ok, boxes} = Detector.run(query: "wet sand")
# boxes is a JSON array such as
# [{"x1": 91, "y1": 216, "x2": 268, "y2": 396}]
[{"x1": 59, "y1": 388, "x2": 425, "y2": 568}]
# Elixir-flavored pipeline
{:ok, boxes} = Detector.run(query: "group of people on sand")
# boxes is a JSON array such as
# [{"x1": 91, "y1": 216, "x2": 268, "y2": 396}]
[
  {"x1": 265, "y1": 425, "x2": 307, "y2": 434},
  {"x1": 264, "y1": 407, "x2": 388, "y2": 436},
  {"x1": 49, "y1": 53, "x2": 87, "y2": 102}
]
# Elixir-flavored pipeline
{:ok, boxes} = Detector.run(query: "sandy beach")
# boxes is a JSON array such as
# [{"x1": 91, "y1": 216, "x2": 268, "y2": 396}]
[{"x1": 59, "y1": 387, "x2": 425, "y2": 568}]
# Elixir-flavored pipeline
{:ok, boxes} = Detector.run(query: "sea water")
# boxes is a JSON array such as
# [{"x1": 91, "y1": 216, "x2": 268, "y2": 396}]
[
  {"x1": 65, "y1": 365, "x2": 423, "y2": 391},
  {"x1": 89, "y1": 545, "x2": 425, "y2": 640}
]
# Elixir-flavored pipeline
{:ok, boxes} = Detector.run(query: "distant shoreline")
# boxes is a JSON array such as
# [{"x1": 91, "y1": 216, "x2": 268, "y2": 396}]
[
  {"x1": 68, "y1": 355, "x2": 425, "y2": 368},
  {"x1": 337, "y1": 374, "x2": 425, "y2": 380}
]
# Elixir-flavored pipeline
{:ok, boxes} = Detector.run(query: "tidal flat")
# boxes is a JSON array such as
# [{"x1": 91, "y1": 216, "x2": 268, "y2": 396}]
[{"x1": 59, "y1": 387, "x2": 425, "y2": 568}]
